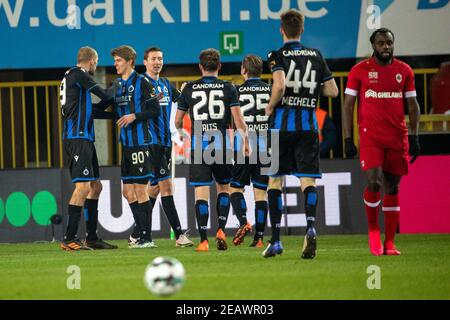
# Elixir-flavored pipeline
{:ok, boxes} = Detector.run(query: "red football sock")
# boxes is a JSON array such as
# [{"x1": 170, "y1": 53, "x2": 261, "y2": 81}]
[
  {"x1": 383, "y1": 194, "x2": 400, "y2": 244},
  {"x1": 364, "y1": 188, "x2": 381, "y2": 232}
]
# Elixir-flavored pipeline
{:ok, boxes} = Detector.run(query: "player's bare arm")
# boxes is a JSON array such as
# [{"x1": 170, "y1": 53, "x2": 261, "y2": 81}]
[
  {"x1": 407, "y1": 97, "x2": 420, "y2": 136},
  {"x1": 342, "y1": 94, "x2": 358, "y2": 157},
  {"x1": 231, "y1": 106, "x2": 250, "y2": 156},
  {"x1": 321, "y1": 78, "x2": 339, "y2": 98},
  {"x1": 265, "y1": 70, "x2": 285, "y2": 116},
  {"x1": 407, "y1": 97, "x2": 421, "y2": 163}
]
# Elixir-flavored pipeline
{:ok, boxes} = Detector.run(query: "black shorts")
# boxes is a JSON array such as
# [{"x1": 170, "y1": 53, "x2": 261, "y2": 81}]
[
  {"x1": 149, "y1": 144, "x2": 172, "y2": 186},
  {"x1": 231, "y1": 157, "x2": 269, "y2": 191},
  {"x1": 64, "y1": 139, "x2": 99, "y2": 183},
  {"x1": 189, "y1": 163, "x2": 232, "y2": 187},
  {"x1": 269, "y1": 131, "x2": 321, "y2": 178},
  {"x1": 121, "y1": 146, "x2": 153, "y2": 185}
]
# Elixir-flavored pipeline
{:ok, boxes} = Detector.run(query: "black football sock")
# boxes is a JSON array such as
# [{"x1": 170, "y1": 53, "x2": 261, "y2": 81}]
[
  {"x1": 268, "y1": 189, "x2": 283, "y2": 243},
  {"x1": 84, "y1": 199, "x2": 99, "y2": 241},
  {"x1": 304, "y1": 186, "x2": 318, "y2": 231},
  {"x1": 217, "y1": 193, "x2": 230, "y2": 230},
  {"x1": 161, "y1": 196, "x2": 182, "y2": 239},
  {"x1": 129, "y1": 201, "x2": 141, "y2": 238},
  {"x1": 254, "y1": 200, "x2": 268, "y2": 239},
  {"x1": 149, "y1": 197, "x2": 157, "y2": 211},
  {"x1": 230, "y1": 192, "x2": 248, "y2": 226},
  {"x1": 195, "y1": 200, "x2": 209, "y2": 242},
  {"x1": 65, "y1": 205, "x2": 82, "y2": 241},
  {"x1": 139, "y1": 201, "x2": 152, "y2": 241}
]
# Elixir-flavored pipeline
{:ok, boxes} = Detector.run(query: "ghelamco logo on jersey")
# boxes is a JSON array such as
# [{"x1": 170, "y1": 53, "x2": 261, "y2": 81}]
[{"x1": 365, "y1": 90, "x2": 403, "y2": 99}]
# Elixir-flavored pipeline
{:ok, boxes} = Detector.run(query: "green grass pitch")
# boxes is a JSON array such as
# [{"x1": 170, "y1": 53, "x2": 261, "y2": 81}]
[{"x1": 0, "y1": 234, "x2": 449, "y2": 300}]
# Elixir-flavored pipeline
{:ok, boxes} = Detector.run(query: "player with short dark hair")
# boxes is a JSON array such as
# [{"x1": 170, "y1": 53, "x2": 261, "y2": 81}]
[
  {"x1": 230, "y1": 54, "x2": 271, "y2": 248},
  {"x1": 111, "y1": 45, "x2": 162, "y2": 249},
  {"x1": 343, "y1": 28, "x2": 421, "y2": 256},
  {"x1": 175, "y1": 48, "x2": 249, "y2": 252},
  {"x1": 264, "y1": 10, "x2": 339, "y2": 259},
  {"x1": 60, "y1": 46, "x2": 118, "y2": 251},
  {"x1": 127, "y1": 47, "x2": 194, "y2": 248}
]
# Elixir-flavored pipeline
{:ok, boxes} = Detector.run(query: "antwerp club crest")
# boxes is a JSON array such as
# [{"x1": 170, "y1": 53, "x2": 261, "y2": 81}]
[{"x1": 396, "y1": 74, "x2": 402, "y2": 83}]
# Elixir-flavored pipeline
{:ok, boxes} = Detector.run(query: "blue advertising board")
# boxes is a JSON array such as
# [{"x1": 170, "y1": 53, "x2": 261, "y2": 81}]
[{"x1": 0, "y1": 0, "x2": 362, "y2": 69}]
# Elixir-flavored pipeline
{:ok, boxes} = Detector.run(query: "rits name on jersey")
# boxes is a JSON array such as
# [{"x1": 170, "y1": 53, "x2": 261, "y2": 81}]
[
  {"x1": 281, "y1": 96, "x2": 317, "y2": 108},
  {"x1": 192, "y1": 83, "x2": 225, "y2": 90},
  {"x1": 282, "y1": 49, "x2": 318, "y2": 57},
  {"x1": 202, "y1": 123, "x2": 218, "y2": 131},
  {"x1": 238, "y1": 86, "x2": 271, "y2": 93}
]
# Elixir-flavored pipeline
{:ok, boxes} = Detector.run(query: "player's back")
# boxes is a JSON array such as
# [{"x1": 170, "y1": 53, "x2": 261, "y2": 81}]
[
  {"x1": 237, "y1": 78, "x2": 271, "y2": 132},
  {"x1": 268, "y1": 41, "x2": 333, "y2": 132},
  {"x1": 236, "y1": 79, "x2": 271, "y2": 154},
  {"x1": 60, "y1": 67, "x2": 96, "y2": 141},
  {"x1": 180, "y1": 76, "x2": 238, "y2": 136}
]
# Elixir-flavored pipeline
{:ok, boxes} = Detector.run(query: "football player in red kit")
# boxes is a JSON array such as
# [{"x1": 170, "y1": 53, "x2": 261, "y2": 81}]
[{"x1": 342, "y1": 28, "x2": 421, "y2": 256}]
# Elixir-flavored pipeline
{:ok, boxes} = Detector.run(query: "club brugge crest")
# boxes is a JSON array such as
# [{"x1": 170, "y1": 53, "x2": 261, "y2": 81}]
[
  {"x1": 396, "y1": 74, "x2": 402, "y2": 83},
  {"x1": 128, "y1": 85, "x2": 135, "y2": 93}
]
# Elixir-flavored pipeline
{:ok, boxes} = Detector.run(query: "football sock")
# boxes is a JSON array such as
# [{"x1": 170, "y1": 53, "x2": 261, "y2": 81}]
[
  {"x1": 254, "y1": 200, "x2": 268, "y2": 239},
  {"x1": 268, "y1": 189, "x2": 283, "y2": 242},
  {"x1": 84, "y1": 199, "x2": 99, "y2": 241},
  {"x1": 161, "y1": 196, "x2": 182, "y2": 239},
  {"x1": 383, "y1": 194, "x2": 400, "y2": 243},
  {"x1": 364, "y1": 188, "x2": 381, "y2": 231},
  {"x1": 304, "y1": 186, "x2": 318, "y2": 231},
  {"x1": 130, "y1": 201, "x2": 141, "y2": 238},
  {"x1": 65, "y1": 205, "x2": 82, "y2": 241},
  {"x1": 217, "y1": 193, "x2": 230, "y2": 230},
  {"x1": 230, "y1": 192, "x2": 248, "y2": 226},
  {"x1": 195, "y1": 200, "x2": 209, "y2": 242},
  {"x1": 138, "y1": 201, "x2": 152, "y2": 241}
]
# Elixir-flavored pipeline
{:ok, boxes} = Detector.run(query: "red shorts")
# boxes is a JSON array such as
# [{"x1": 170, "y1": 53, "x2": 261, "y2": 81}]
[{"x1": 359, "y1": 142, "x2": 409, "y2": 176}]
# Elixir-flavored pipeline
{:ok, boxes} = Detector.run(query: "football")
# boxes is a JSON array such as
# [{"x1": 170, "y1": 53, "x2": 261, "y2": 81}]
[{"x1": 144, "y1": 256, "x2": 185, "y2": 296}]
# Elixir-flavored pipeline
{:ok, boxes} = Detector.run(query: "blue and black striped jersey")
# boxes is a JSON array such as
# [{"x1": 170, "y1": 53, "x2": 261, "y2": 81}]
[
  {"x1": 113, "y1": 71, "x2": 160, "y2": 147},
  {"x1": 60, "y1": 67, "x2": 112, "y2": 141},
  {"x1": 178, "y1": 76, "x2": 239, "y2": 151},
  {"x1": 267, "y1": 41, "x2": 333, "y2": 132},
  {"x1": 145, "y1": 74, "x2": 181, "y2": 147},
  {"x1": 234, "y1": 78, "x2": 271, "y2": 153}
]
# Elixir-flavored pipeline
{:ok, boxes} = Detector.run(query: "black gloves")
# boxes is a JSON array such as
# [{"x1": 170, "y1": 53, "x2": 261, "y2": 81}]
[
  {"x1": 344, "y1": 138, "x2": 358, "y2": 158},
  {"x1": 408, "y1": 134, "x2": 420, "y2": 164}
]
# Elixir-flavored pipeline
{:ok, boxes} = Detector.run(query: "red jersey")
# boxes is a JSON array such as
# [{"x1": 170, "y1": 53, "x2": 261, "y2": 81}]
[{"x1": 345, "y1": 57, "x2": 416, "y2": 148}]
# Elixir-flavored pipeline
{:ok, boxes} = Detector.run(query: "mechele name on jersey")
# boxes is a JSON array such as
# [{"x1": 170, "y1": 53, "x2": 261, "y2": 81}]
[
  {"x1": 192, "y1": 83, "x2": 224, "y2": 90},
  {"x1": 282, "y1": 49, "x2": 317, "y2": 57},
  {"x1": 238, "y1": 86, "x2": 270, "y2": 93},
  {"x1": 365, "y1": 90, "x2": 403, "y2": 99},
  {"x1": 282, "y1": 96, "x2": 317, "y2": 108}
]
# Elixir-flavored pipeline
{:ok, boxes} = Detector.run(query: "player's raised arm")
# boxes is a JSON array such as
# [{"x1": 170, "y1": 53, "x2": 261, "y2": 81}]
[{"x1": 139, "y1": 78, "x2": 162, "y2": 119}]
